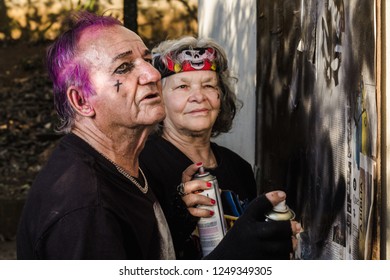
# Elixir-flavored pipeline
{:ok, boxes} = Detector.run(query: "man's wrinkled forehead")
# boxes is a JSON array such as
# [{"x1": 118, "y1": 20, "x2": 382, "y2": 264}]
[{"x1": 77, "y1": 25, "x2": 148, "y2": 64}]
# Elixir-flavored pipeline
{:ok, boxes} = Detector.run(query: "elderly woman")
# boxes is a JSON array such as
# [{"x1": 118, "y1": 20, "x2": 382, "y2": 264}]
[{"x1": 140, "y1": 37, "x2": 264, "y2": 259}]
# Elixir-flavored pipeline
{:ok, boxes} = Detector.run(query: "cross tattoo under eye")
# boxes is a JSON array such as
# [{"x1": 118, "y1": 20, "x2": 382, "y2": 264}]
[{"x1": 114, "y1": 80, "x2": 123, "y2": 92}]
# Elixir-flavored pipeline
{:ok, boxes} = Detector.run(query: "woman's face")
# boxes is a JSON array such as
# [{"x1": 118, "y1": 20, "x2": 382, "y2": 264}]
[{"x1": 162, "y1": 70, "x2": 221, "y2": 137}]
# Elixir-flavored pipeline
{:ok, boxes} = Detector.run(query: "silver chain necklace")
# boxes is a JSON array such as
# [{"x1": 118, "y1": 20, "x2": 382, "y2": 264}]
[
  {"x1": 100, "y1": 153, "x2": 148, "y2": 194},
  {"x1": 115, "y1": 164, "x2": 149, "y2": 194},
  {"x1": 81, "y1": 137, "x2": 149, "y2": 194}
]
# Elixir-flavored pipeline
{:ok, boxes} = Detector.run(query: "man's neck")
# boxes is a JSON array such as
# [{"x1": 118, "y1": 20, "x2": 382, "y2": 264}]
[{"x1": 72, "y1": 124, "x2": 151, "y2": 176}]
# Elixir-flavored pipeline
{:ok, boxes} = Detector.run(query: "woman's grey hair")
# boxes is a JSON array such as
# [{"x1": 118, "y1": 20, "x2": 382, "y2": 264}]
[{"x1": 152, "y1": 36, "x2": 242, "y2": 137}]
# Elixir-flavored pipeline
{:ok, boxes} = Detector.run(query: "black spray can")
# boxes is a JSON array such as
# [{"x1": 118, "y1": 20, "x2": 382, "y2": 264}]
[
  {"x1": 193, "y1": 167, "x2": 227, "y2": 257},
  {"x1": 265, "y1": 200, "x2": 302, "y2": 259}
]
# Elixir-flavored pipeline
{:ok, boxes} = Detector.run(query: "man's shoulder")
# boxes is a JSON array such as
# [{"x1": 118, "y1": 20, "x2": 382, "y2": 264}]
[
  {"x1": 143, "y1": 133, "x2": 165, "y2": 150},
  {"x1": 28, "y1": 135, "x2": 101, "y2": 210},
  {"x1": 37, "y1": 136, "x2": 96, "y2": 183},
  {"x1": 211, "y1": 142, "x2": 249, "y2": 163},
  {"x1": 141, "y1": 134, "x2": 177, "y2": 161}
]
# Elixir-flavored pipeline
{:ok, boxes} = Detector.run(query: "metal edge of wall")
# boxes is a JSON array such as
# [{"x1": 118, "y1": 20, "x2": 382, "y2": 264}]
[
  {"x1": 374, "y1": 0, "x2": 382, "y2": 260},
  {"x1": 254, "y1": 0, "x2": 263, "y2": 194},
  {"x1": 380, "y1": 0, "x2": 389, "y2": 260}
]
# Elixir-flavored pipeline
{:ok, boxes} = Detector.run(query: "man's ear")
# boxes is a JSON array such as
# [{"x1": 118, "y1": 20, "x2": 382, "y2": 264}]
[{"x1": 67, "y1": 87, "x2": 95, "y2": 117}]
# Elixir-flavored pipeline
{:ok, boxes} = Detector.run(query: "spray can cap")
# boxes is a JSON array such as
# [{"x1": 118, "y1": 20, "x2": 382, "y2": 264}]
[
  {"x1": 273, "y1": 200, "x2": 288, "y2": 212},
  {"x1": 266, "y1": 200, "x2": 295, "y2": 221}
]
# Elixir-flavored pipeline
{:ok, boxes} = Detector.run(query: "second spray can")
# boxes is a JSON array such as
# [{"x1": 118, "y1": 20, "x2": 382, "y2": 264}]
[
  {"x1": 265, "y1": 200, "x2": 295, "y2": 221},
  {"x1": 193, "y1": 166, "x2": 227, "y2": 257}
]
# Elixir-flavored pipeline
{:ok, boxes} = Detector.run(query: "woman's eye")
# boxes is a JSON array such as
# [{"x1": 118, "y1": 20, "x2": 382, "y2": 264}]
[
  {"x1": 114, "y1": 62, "x2": 134, "y2": 74},
  {"x1": 204, "y1": 84, "x2": 217, "y2": 89},
  {"x1": 176, "y1": 84, "x2": 188, "y2": 89}
]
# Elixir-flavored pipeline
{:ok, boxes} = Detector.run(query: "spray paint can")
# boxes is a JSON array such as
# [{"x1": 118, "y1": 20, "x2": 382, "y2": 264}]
[
  {"x1": 265, "y1": 200, "x2": 295, "y2": 221},
  {"x1": 265, "y1": 200, "x2": 302, "y2": 259},
  {"x1": 194, "y1": 167, "x2": 227, "y2": 257}
]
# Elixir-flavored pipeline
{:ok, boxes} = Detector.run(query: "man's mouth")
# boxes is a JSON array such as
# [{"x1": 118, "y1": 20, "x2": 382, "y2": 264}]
[{"x1": 142, "y1": 93, "x2": 159, "y2": 100}]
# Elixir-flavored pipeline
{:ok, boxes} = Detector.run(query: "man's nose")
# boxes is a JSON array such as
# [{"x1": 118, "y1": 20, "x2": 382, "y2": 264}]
[{"x1": 139, "y1": 62, "x2": 161, "y2": 84}]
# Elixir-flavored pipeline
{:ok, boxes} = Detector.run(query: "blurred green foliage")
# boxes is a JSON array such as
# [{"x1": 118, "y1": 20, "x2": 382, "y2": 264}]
[{"x1": 0, "y1": 0, "x2": 198, "y2": 46}]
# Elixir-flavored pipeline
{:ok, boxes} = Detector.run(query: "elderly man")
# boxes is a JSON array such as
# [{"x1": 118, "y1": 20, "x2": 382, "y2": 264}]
[{"x1": 17, "y1": 11, "x2": 300, "y2": 260}]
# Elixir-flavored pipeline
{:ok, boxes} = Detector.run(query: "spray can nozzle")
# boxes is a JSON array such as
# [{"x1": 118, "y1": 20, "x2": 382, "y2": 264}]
[
  {"x1": 273, "y1": 200, "x2": 288, "y2": 212},
  {"x1": 265, "y1": 200, "x2": 295, "y2": 221}
]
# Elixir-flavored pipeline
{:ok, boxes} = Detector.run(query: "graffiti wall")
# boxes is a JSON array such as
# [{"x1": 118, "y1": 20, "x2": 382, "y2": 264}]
[{"x1": 257, "y1": 0, "x2": 377, "y2": 259}]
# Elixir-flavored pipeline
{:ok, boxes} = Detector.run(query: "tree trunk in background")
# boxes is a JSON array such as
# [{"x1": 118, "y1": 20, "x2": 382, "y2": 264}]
[
  {"x1": 123, "y1": 0, "x2": 138, "y2": 33},
  {"x1": 0, "y1": 0, "x2": 12, "y2": 40}
]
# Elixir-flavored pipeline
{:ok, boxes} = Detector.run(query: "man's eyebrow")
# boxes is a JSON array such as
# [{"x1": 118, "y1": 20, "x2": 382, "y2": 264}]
[
  {"x1": 112, "y1": 49, "x2": 151, "y2": 62},
  {"x1": 143, "y1": 49, "x2": 152, "y2": 57},
  {"x1": 112, "y1": 50, "x2": 133, "y2": 62}
]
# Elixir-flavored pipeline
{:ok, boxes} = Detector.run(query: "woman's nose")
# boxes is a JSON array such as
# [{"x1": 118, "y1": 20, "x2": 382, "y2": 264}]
[{"x1": 189, "y1": 87, "x2": 206, "y2": 102}]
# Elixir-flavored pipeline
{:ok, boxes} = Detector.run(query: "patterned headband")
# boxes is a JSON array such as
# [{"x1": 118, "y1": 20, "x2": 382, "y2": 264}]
[{"x1": 153, "y1": 47, "x2": 218, "y2": 78}]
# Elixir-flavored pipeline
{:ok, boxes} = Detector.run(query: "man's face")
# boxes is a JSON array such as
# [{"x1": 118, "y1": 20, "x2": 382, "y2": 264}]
[{"x1": 77, "y1": 25, "x2": 165, "y2": 131}]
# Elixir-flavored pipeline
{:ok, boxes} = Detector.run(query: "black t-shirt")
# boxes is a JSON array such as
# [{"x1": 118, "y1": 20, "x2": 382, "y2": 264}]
[
  {"x1": 139, "y1": 134, "x2": 257, "y2": 259},
  {"x1": 17, "y1": 133, "x2": 175, "y2": 260}
]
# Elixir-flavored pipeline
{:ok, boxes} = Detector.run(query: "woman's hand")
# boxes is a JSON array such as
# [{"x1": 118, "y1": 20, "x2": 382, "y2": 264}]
[{"x1": 178, "y1": 162, "x2": 216, "y2": 217}]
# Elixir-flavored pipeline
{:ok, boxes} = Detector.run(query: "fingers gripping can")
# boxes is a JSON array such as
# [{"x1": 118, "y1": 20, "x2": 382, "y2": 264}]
[{"x1": 194, "y1": 167, "x2": 227, "y2": 257}]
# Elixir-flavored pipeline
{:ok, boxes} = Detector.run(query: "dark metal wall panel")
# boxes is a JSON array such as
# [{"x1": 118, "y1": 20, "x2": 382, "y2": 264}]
[{"x1": 257, "y1": 0, "x2": 377, "y2": 259}]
